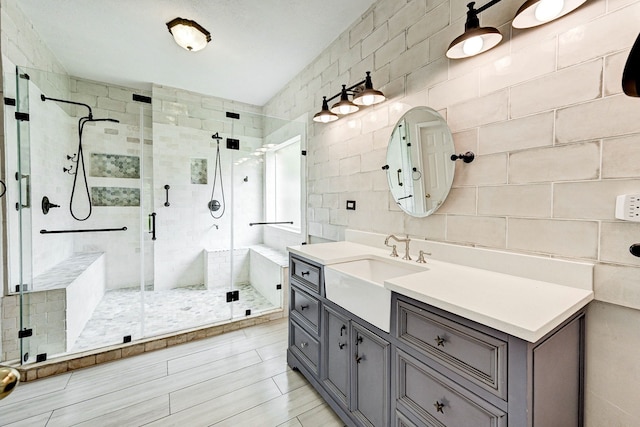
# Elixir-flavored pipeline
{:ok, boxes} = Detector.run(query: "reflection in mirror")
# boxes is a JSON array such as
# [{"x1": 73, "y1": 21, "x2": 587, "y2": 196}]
[{"x1": 386, "y1": 107, "x2": 455, "y2": 217}]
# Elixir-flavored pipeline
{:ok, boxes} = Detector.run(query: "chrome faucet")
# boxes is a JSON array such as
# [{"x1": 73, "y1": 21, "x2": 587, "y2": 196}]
[{"x1": 384, "y1": 234, "x2": 411, "y2": 260}]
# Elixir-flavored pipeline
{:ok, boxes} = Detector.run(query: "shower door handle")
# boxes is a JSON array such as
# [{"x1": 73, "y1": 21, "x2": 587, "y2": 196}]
[
  {"x1": 149, "y1": 212, "x2": 156, "y2": 240},
  {"x1": 15, "y1": 173, "x2": 30, "y2": 209}
]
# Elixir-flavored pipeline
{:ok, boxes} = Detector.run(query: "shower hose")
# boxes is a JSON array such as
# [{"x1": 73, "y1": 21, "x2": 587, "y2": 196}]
[{"x1": 209, "y1": 139, "x2": 225, "y2": 219}]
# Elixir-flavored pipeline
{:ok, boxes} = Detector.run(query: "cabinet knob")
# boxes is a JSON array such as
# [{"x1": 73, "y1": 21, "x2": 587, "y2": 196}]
[
  {"x1": 435, "y1": 335, "x2": 446, "y2": 347},
  {"x1": 300, "y1": 304, "x2": 309, "y2": 311},
  {"x1": 338, "y1": 342, "x2": 346, "y2": 350},
  {"x1": 340, "y1": 325, "x2": 346, "y2": 336},
  {"x1": 434, "y1": 401, "x2": 445, "y2": 414},
  {"x1": 355, "y1": 354, "x2": 363, "y2": 363},
  {"x1": 300, "y1": 342, "x2": 308, "y2": 349},
  {"x1": 356, "y1": 336, "x2": 363, "y2": 344},
  {"x1": 300, "y1": 271, "x2": 310, "y2": 277}
]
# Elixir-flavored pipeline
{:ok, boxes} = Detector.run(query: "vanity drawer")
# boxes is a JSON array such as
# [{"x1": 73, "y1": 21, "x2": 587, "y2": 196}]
[
  {"x1": 396, "y1": 300, "x2": 507, "y2": 399},
  {"x1": 291, "y1": 257, "x2": 321, "y2": 293},
  {"x1": 291, "y1": 285, "x2": 321, "y2": 334},
  {"x1": 396, "y1": 349, "x2": 506, "y2": 427},
  {"x1": 290, "y1": 320, "x2": 320, "y2": 375}
]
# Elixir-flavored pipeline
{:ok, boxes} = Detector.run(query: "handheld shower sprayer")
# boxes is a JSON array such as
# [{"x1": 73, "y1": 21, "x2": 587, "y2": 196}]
[
  {"x1": 209, "y1": 132, "x2": 225, "y2": 219},
  {"x1": 42, "y1": 93, "x2": 120, "y2": 221}
]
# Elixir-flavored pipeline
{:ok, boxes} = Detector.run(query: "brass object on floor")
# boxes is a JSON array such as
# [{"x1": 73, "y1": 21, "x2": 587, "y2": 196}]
[{"x1": 0, "y1": 366, "x2": 20, "y2": 400}]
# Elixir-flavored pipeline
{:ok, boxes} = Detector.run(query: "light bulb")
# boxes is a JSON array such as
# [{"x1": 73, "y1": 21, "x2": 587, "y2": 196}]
[
  {"x1": 339, "y1": 105, "x2": 352, "y2": 115},
  {"x1": 320, "y1": 115, "x2": 332, "y2": 123},
  {"x1": 172, "y1": 25, "x2": 207, "y2": 51},
  {"x1": 360, "y1": 94, "x2": 375, "y2": 106},
  {"x1": 462, "y1": 36, "x2": 484, "y2": 56},
  {"x1": 535, "y1": 0, "x2": 564, "y2": 22}
]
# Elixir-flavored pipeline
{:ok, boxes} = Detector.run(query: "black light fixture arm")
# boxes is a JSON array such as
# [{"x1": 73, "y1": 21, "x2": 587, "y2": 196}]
[
  {"x1": 474, "y1": 0, "x2": 503, "y2": 15},
  {"x1": 465, "y1": 0, "x2": 503, "y2": 27},
  {"x1": 324, "y1": 78, "x2": 368, "y2": 103}
]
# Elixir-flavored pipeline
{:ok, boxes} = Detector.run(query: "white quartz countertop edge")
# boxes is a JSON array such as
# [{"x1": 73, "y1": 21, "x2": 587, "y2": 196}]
[
  {"x1": 288, "y1": 241, "x2": 594, "y2": 343},
  {"x1": 384, "y1": 280, "x2": 593, "y2": 342}
]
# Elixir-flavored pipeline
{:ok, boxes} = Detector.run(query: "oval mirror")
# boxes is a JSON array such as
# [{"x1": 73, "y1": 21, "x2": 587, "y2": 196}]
[{"x1": 385, "y1": 107, "x2": 455, "y2": 217}]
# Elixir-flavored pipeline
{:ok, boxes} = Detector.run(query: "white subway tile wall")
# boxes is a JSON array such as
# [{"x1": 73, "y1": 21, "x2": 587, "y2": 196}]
[{"x1": 261, "y1": 0, "x2": 640, "y2": 423}]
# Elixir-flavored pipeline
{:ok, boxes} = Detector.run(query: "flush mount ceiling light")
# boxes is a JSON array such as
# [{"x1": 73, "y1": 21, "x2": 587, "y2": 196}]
[
  {"x1": 447, "y1": 0, "x2": 587, "y2": 59},
  {"x1": 447, "y1": 2, "x2": 503, "y2": 59},
  {"x1": 166, "y1": 17, "x2": 211, "y2": 52},
  {"x1": 513, "y1": 0, "x2": 587, "y2": 29},
  {"x1": 313, "y1": 72, "x2": 385, "y2": 123}
]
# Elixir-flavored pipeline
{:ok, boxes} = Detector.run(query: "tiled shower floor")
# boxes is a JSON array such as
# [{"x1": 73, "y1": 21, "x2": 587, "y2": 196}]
[{"x1": 71, "y1": 283, "x2": 278, "y2": 352}]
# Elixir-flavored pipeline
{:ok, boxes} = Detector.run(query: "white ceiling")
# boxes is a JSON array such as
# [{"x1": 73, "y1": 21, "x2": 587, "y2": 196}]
[{"x1": 17, "y1": 0, "x2": 376, "y2": 106}]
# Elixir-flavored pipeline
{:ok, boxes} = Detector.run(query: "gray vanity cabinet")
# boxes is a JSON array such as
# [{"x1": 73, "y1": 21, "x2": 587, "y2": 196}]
[
  {"x1": 322, "y1": 304, "x2": 391, "y2": 427},
  {"x1": 287, "y1": 253, "x2": 585, "y2": 427},
  {"x1": 288, "y1": 254, "x2": 391, "y2": 427},
  {"x1": 392, "y1": 293, "x2": 585, "y2": 427},
  {"x1": 288, "y1": 256, "x2": 324, "y2": 377},
  {"x1": 351, "y1": 321, "x2": 390, "y2": 427},
  {"x1": 322, "y1": 305, "x2": 350, "y2": 406}
]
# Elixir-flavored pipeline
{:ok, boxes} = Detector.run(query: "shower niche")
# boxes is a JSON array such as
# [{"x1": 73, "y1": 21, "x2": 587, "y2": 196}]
[{"x1": 2, "y1": 66, "x2": 305, "y2": 365}]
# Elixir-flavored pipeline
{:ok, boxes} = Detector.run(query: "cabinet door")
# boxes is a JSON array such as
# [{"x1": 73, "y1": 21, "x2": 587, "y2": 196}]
[
  {"x1": 323, "y1": 306, "x2": 350, "y2": 407},
  {"x1": 352, "y1": 322, "x2": 390, "y2": 427}
]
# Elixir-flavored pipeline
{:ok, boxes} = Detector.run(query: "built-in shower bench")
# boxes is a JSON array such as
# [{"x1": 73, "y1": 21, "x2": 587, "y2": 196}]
[
  {"x1": 28, "y1": 252, "x2": 106, "y2": 354},
  {"x1": 204, "y1": 244, "x2": 289, "y2": 309},
  {"x1": 32, "y1": 252, "x2": 105, "y2": 291}
]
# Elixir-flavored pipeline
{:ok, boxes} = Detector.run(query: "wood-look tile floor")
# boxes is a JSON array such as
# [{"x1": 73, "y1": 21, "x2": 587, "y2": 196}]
[{"x1": 0, "y1": 319, "x2": 345, "y2": 427}]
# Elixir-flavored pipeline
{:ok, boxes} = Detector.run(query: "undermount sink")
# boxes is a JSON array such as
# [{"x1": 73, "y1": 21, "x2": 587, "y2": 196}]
[{"x1": 324, "y1": 256, "x2": 427, "y2": 332}]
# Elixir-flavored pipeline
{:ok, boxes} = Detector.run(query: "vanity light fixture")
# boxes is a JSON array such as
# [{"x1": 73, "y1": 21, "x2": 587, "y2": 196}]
[
  {"x1": 622, "y1": 33, "x2": 640, "y2": 97},
  {"x1": 330, "y1": 85, "x2": 360, "y2": 115},
  {"x1": 447, "y1": 0, "x2": 587, "y2": 59},
  {"x1": 166, "y1": 17, "x2": 211, "y2": 52},
  {"x1": 313, "y1": 97, "x2": 339, "y2": 123},
  {"x1": 446, "y1": 1, "x2": 502, "y2": 59},
  {"x1": 512, "y1": 0, "x2": 587, "y2": 28},
  {"x1": 313, "y1": 71, "x2": 385, "y2": 123},
  {"x1": 352, "y1": 72, "x2": 386, "y2": 106}
]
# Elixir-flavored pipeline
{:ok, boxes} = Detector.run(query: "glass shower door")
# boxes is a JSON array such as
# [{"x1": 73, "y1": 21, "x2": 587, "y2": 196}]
[
  {"x1": 6, "y1": 66, "x2": 151, "y2": 358},
  {"x1": 144, "y1": 90, "x2": 235, "y2": 337},
  {"x1": 14, "y1": 67, "x2": 34, "y2": 364}
]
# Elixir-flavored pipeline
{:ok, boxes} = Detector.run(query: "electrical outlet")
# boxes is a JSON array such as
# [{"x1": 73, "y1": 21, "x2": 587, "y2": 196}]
[{"x1": 615, "y1": 194, "x2": 640, "y2": 221}]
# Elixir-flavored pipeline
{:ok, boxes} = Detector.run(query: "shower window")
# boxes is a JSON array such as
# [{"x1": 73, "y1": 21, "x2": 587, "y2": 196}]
[{"x1": 265, "y1": 136, "x2": 301, "y2": 231}]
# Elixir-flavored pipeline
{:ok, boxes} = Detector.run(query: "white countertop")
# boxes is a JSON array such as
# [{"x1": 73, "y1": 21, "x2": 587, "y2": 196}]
[{"x1": 288, "y1": 241, "x2": 594, "y2": 342}]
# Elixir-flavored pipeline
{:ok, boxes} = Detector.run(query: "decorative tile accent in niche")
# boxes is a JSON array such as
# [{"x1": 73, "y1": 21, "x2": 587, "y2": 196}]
[
  {"x1": 90, "y1": 153, "x2": 140, "y2": 178},
  {"x1": 191, "y1": 158, "x2": 207, "y2": 184},
  {"x1": 91, "y1": 187, "x2": 140, "y2": 206}
]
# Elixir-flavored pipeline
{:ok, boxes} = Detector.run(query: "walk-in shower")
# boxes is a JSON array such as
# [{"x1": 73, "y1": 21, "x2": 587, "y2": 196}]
[{"x1": 2, "y1": 66, "x2": 306, "y2": 366}]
